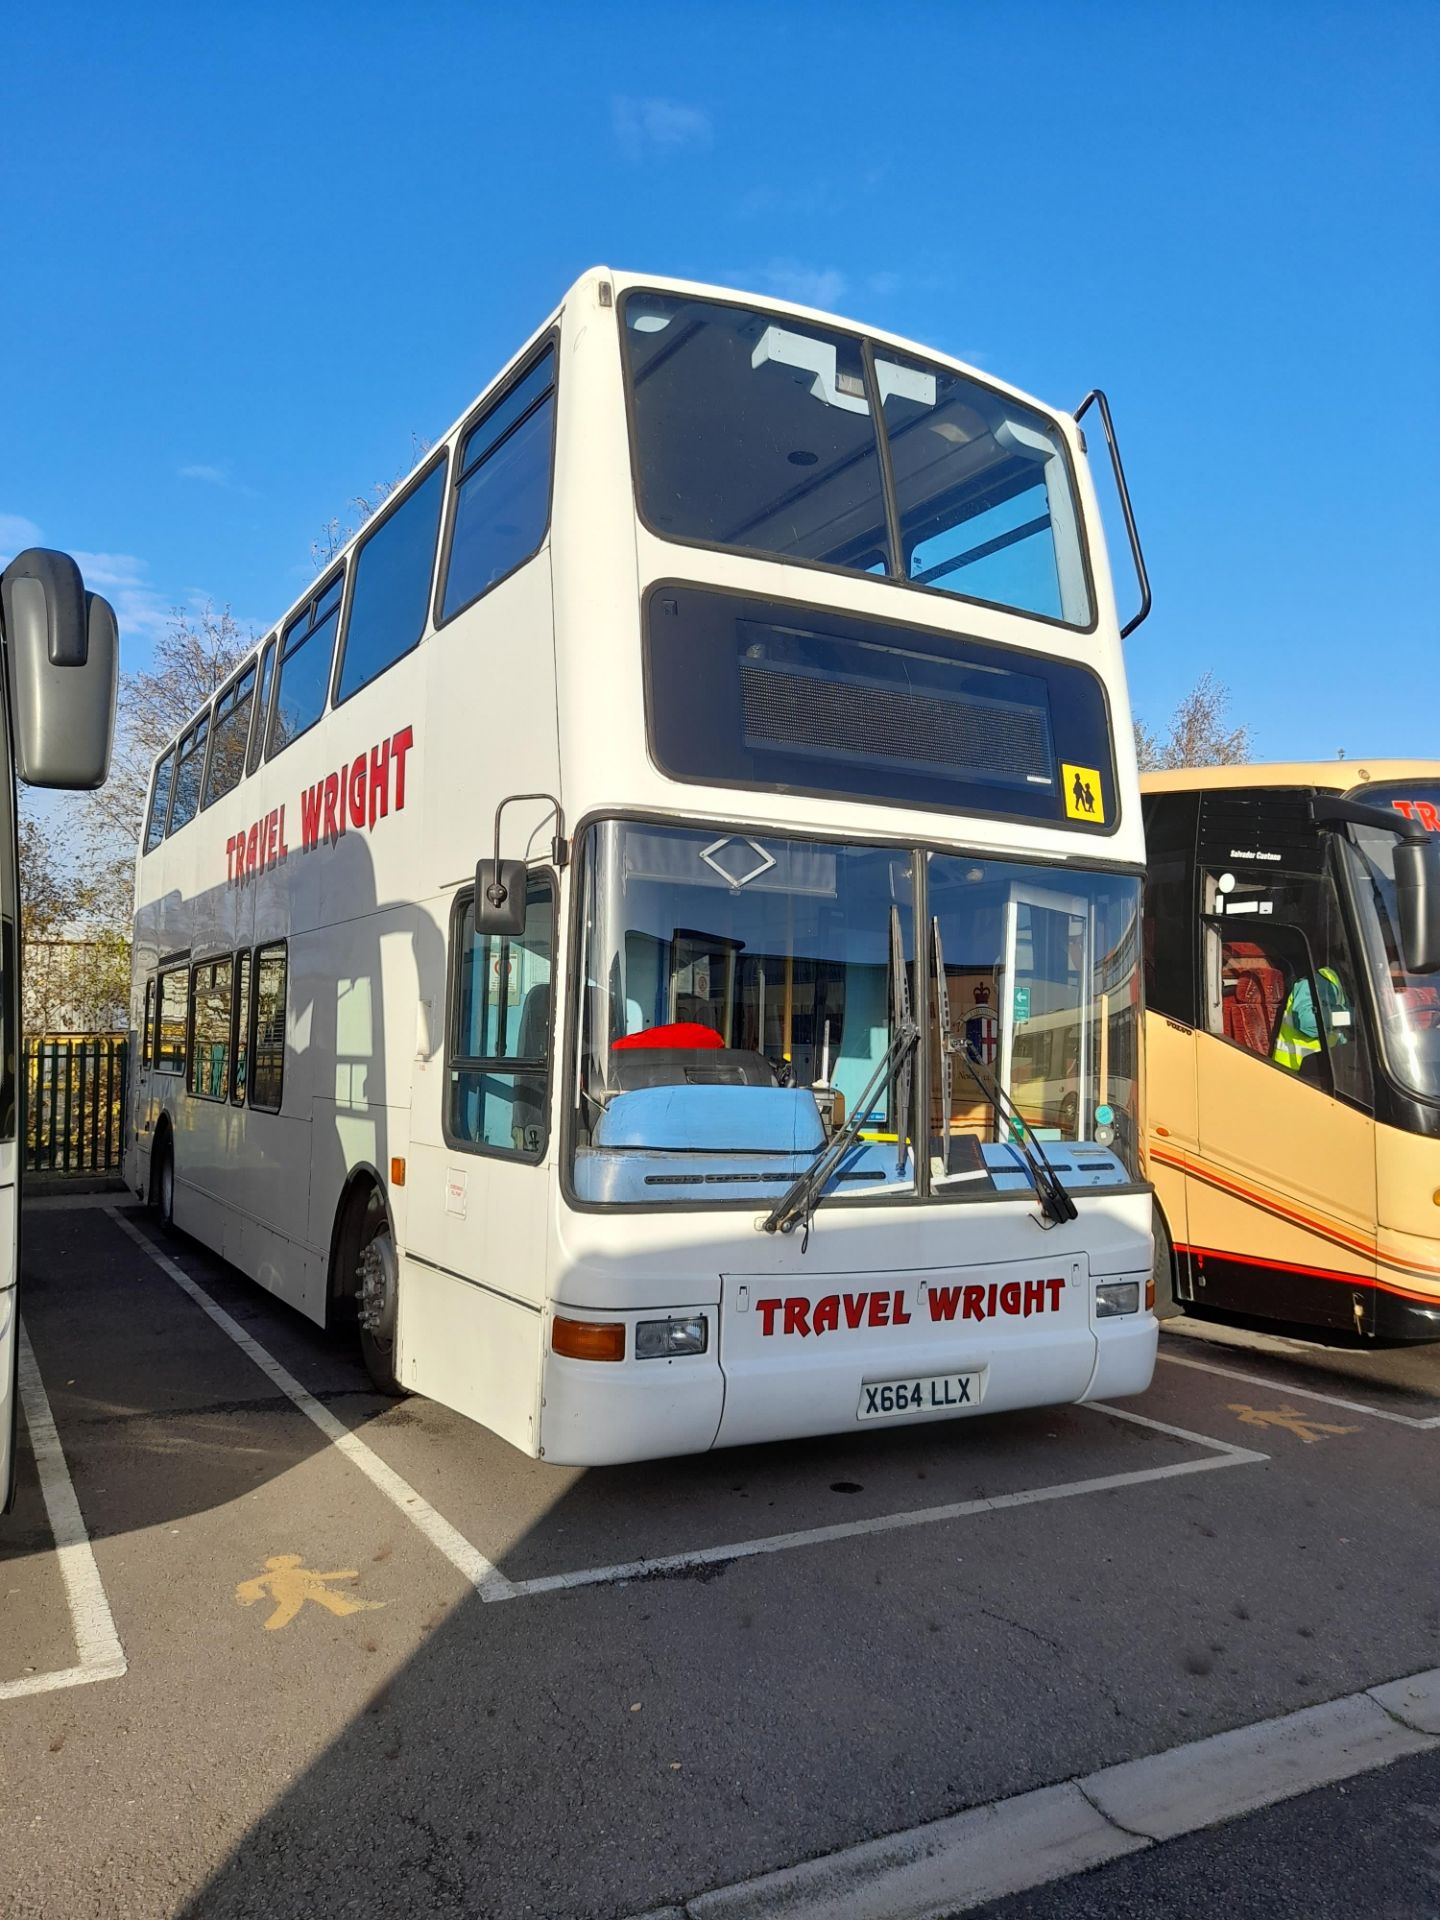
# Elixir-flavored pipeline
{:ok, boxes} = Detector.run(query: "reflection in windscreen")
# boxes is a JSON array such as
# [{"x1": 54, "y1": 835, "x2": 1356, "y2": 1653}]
[
  {"x1": 1345, "y1": 790, "x2": 1440, "y2": 1102},
  {"x1": 572, "y1": 823, "x2": 917, "y2": 1206},
  {"x1": 623, "y1": 292, "x2": 1090, "y2": 627}
]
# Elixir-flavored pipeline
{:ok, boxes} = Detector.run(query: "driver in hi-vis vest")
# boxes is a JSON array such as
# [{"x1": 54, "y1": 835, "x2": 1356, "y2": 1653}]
[{"x1": 1273, "y1": 965, "x2": 1350, "y2": 1072}]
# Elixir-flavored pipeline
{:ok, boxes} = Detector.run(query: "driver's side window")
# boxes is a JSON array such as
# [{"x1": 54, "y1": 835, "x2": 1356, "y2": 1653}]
[
  {"x1": 1201, "y1": 866, "x2": 1371, "y2": 1108},
  {"x1": 447, "y1": 874, "x2": 555, "y2": 1159}
]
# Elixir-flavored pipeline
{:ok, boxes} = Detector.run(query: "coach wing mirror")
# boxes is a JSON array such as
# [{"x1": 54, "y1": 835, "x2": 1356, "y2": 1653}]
[
  {"x1": 1395, "y1": 838, "x2": 1440, "y2": 975},
  {"x1": 0, "y1": 548, "x2": 118, "y2": 789},
  {"x1": 477, "y1": 790, "x2": 567, "y2": 937},
  {"x1": 1313, "y1": 795, "x2": 1440, "y2": 976}
]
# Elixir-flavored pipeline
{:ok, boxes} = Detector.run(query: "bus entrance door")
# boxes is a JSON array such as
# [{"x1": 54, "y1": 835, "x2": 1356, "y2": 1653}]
[{"x1": 1192, "y1": 919, "x2": 1377, "y2": 1331}]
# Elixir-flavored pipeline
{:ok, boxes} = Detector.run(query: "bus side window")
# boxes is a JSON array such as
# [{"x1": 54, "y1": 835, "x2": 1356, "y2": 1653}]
[
  {"x1": 231, "y1": 950, "x2": 252, "y2": 1104},
  {"x1": 168, "y1": 715, "x2": 211, "y2": 836},
  {"x1": 447, "y1": 873, "x2": 555, "y2": 1159},
  {"x1": 156, "y1": 969, "x2": 188, "y2": 1076},
  {"x1": 268, "y1": 575, "x2": 343, "y2": 760},
  {"x1": 247, "y1": 636, "x2": 277, "y2": 776},
  {"x1": 334, "y1": 457, "x2": 446, "y2": 705},
  {"x1": 249, "y1": 944, "x2": 287, "y2": 1112},
  {"x1": 144, "y1": 747, "x2": 176, "y2": 854},
  {"x1": 439, "y1": 346, "x2": 556, "y2": 626},
  {"x1": 202, "y1": 659, "x2": 258, "y2": 810},
  {"x1": 188, "y1": 957, "x2": 233, "y2": 1101},
  {"x1": 142, "y1": 977, "x2": 155, "y2": 1067}
]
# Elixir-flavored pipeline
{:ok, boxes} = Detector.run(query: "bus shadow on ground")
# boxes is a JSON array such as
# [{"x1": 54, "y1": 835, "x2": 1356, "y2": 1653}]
[{"x1": 25, "y1": 1201, "x2": 1440, "y2": 1919}]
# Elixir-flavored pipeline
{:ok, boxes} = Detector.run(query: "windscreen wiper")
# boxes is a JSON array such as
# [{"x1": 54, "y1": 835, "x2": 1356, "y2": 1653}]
[
  {"x1": 932, "y1": 914, "x2": 1073, "y2": 1224},
  {"x1": 762, "y1": 1014, "x2": 918, "y2": 1242},
  {"x1": 949, "y1": 1026, "x2": 1078, "y2": 1227},
  {"x1": 765, "y1": 903, "x2": 918, "y2": 1245}
]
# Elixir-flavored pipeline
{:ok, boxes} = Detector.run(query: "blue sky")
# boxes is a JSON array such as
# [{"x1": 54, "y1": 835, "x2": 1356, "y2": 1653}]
[{"x1": 5, "y1": 0, "x2": 1436, "y2": 761}]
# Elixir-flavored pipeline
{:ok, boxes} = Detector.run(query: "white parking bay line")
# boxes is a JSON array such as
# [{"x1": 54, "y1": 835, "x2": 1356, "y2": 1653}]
[
  {"x1": 652, "y1": 1665, "x2": 1440, "y2": 1918},
  {"x1": 1159, "y1": 1347, "x2": 1440, "y2": 1430},
  {"x1": 2, "y1": 1323, "x2": 127, "y2": 1703},
  {"x1": 495, "y1": 1404, "x2": 1265, "y2": 1604},
  {"x1": 108, "y1": 1209, "x2": 516, "y2": 1603},
  {"x1": 108, "y1": 1209, "x2": 1266, "y2": 1610}
]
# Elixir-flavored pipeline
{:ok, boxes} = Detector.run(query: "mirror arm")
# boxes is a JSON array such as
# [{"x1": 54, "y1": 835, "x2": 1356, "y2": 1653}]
[
  {"x1": 1074, "y1": 389, "x2": 1151, "y2": 640},
  {"x1": 487, "y1": 791, "x2": 567, "y2": 914},
  {"x1": 1312, "y1": 795, "x2": 1431, "y2": 845}
]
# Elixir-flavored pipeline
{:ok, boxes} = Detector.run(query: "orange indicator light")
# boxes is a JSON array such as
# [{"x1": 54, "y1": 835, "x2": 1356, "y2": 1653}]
[{"x1": 552, "y1": 1317, "x2": 626, "y2": 1362}]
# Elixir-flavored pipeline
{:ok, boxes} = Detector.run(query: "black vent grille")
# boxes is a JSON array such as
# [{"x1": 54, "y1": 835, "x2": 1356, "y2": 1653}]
[
  {"x1": 1198, "y1": 790, "x2": 1323, "y2": 871},
  {"x1": 739, "y1": 661, "x2": 1052, "y2": 788}
]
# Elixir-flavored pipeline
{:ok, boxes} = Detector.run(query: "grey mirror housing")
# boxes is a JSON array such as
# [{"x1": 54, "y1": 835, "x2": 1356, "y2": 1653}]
[
  {"x1": 1394, "y1": 837, "x2": 1440, "y2": 975},
  {"x1": 0, "y1": 550, "x2": 118, "y2": 788},
  {"x1": 474, "y1": 858, "x2": 528, "y2": 937}
]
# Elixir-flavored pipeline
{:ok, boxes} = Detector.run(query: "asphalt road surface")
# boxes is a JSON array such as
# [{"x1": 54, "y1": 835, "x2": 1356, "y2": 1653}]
[{"x1": 4, "y1": 1196, "x2": 1440, "y2": 1919}]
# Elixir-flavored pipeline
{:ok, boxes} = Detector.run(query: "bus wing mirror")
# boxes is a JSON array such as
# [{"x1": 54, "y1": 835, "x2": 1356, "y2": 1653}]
[
  {"x1": 1314, "y1": 795, "x2": 1440, "y2": 976},
  {"x1": 474, "y1": 859, "x2": 528, "y2": 937},
  {"x1": 0, "y1": 550, "x2": 118, "y2": 788},
  {"x1": 1395, "y1": 838, "x2": 1440, "y2": 975}
]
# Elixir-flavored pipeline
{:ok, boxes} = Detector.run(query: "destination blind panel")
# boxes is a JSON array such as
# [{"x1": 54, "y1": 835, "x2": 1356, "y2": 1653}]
[{"x1": 646, "y1": 583, "x2": 1116, "y2": 830}]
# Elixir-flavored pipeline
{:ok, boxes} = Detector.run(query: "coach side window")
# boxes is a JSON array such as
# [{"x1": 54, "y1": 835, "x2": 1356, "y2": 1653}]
[
  {"x1": 440, "y1": 346, "x2": 556, "y2": 624},
  {"x1": 188, "y1": 957, "x2": 233, "y2": 1100},
  {"x1": 249, "y1": 943, "x2": 287, "y2": 1112},
  {"x1": 144, "y1": 748, "x2": 176, "y2": 854},
  {"x1": 156, "y1": 969, "x2": 188, "y2": 1075},
  {"x1": 168, "y1": 715, "x2": 211, "y2": 836},
  {"x1": 447, "y1": 874, "x2": 554, "y2": 1158},
  {"x1": 335, "y1": 458, "x2": 446, "y2": 704},
  {"x1": 231, "y1": 950, "x2": 252, "y2": 1104},
  {"x1": 268, "y1": 575, "x2": 343, "y2": 759},
  {"x1": 203, "y1": 660, "x2": 258, "y2": 809}
]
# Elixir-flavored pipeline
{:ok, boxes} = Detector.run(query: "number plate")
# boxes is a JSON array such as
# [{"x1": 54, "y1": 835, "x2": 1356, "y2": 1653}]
[{"x1": 857, "y1": 1373, "x2": 983, "y2": 1421}]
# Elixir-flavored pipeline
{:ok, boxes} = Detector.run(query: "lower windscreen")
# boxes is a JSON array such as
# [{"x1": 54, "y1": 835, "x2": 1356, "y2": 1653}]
[{"x1": 645, "y1": 584, "x2": 1116, "y2": 830}]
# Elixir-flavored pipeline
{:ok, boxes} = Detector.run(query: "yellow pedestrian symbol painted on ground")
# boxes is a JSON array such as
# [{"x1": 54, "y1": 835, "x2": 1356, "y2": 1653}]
[
  {"x1": 1228, "y1": 1403, "x2": 1361, "y2": 1443},
  {"x1": 235, "y1": 1554, "x2": 387, "y2": 1631}
]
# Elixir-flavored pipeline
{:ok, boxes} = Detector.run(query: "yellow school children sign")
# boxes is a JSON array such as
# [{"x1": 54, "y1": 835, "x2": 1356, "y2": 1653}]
[{"x1": 1061, "y1": 764, "x2": 1105, "y2": 824}]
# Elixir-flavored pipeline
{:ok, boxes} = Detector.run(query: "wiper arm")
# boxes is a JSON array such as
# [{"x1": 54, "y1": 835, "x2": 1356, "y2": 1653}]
[
  {"x1": 951, "y1": 1032, "x2": 1078, "y2": 1227},
  {"x1": 763, "y1": 1016, "x2": 918, "y2": 1241}
]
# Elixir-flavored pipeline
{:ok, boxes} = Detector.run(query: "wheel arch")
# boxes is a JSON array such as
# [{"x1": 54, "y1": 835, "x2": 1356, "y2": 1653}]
[
  {"x1": 326, "y1": 1162, "x2": 393, "y2": 1317},
  {"x1": 147, "y1": 1109, "x2": 174, "y2": 1206}
]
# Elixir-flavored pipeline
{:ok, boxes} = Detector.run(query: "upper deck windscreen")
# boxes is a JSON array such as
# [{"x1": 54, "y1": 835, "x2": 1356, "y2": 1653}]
[{"x1": 622, "y1": 292, "x2": 1091, "y2": 629}]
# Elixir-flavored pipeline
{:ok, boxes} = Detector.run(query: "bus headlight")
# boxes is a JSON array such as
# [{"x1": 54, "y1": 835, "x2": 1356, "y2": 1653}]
[
  {"x1": 635, "y1": 1315, "x2": 708, "y2": 1359},
  {"x1": 1095, "y1": 1281, "x2": 1140, "y2": 1318}
]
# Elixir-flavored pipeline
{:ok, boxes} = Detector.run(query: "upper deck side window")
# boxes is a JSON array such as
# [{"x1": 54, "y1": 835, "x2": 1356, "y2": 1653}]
[
  {"x1": 202, "y1": 657, "x2": 259, "y2": 811},
  {"x1": 268, "y1": 573, "x2": 344, "y2": 760},
  {"x1": 247, "y1": 635, "x2": 277, "y2": 775},
  {"x1": 144, "y1": 747, "x2": 176, "y2": 854},
  {"x1": 621, "y1": 292, "x2": 1093, "y2": 631},
  {"x1": 168, "y1": 713, "x2": 211, "y2": 836},
  {"x1": 335, "y1": 455, "x2": 447, "y2": 704},
  {"x1": 438, "y1": 344, "x2": 557, "y2": 626}
]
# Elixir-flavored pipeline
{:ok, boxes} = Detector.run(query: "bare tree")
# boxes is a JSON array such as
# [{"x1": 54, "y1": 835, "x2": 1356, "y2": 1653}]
[
  {"x1": 14, "y1": 803, "x2": 128, "y2": 1034},
  {"x1": 310, "y1": 434, "x2": 434, "y2": 575},
  {"x1": 78, "y1": 602, "x2": 255, "y2": 928},
  {"x1": 1134, "y1": 672, "x2": 1251, "y2": 772}
]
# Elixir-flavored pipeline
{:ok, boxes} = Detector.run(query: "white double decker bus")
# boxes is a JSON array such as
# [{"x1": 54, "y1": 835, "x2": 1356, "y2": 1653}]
[{"x1": 126, "y1": 269, "x2": 1156, "y2": 1465}]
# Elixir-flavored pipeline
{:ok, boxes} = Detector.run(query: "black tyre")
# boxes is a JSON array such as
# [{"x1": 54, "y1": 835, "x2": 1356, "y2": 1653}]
[
  {"x1": 152, "y1": 1134, "x2": 175, "y2": 1231},
  {"x1": 1152, "y1": 1202, "x2": 1181, "y2": 1320},
  {"x1": 348, "y1": 1185, "x2": 407, "y2": 1398}
]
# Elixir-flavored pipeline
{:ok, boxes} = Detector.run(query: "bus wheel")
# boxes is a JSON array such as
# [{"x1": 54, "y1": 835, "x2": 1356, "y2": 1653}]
[
  {"x1": 152, "y1": 1135, "x2": 175, "y2": 1232},
  {"x1": 1152, "y1": 1203, "x2": 1181, "y2": 1320},
  {"x1": 354, "y1": 1198, "x2": 407, "y2": 1398}
]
